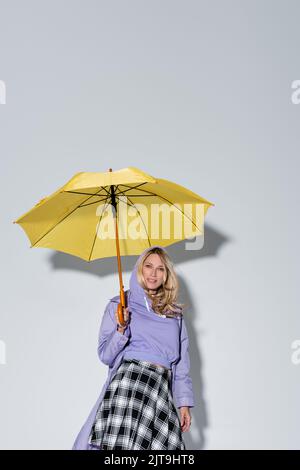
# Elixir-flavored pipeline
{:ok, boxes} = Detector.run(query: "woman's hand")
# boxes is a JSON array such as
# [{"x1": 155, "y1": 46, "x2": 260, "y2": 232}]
[
  {"x1": 115, "y1": 306, "x2": 130, "y2": 332},
  {"x1": 179, "y1": 406, "x2": 192, "y2": 432}
]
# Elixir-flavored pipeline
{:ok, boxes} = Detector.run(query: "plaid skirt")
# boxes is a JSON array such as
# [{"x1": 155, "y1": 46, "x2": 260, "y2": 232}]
[{"x1": 88, "y1": 358, "x2": 186, "y2": 450}]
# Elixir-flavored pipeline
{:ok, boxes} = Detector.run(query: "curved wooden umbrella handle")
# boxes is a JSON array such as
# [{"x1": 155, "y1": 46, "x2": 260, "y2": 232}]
[
  {"x1": 117, "y1": 303, "x2": 126, "y2": 327},
  {"x1": 117, "y1": 287, "x2": 127, "y2": 327}
]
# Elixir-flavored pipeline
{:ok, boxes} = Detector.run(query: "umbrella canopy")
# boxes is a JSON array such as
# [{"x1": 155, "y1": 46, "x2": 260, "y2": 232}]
[{"x1": 13, "y1": 166, "x2": 215, "y2": 325}]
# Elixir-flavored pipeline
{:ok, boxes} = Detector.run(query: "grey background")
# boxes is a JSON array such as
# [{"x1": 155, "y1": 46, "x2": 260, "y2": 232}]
[{"x1": 1, "y1": 0, "x2": 299, "y2": 449}]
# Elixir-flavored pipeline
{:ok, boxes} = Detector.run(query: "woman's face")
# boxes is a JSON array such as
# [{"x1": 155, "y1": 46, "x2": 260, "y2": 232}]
[{"x1": 142, "y1": 253, "x2": 166, "y2": 292}]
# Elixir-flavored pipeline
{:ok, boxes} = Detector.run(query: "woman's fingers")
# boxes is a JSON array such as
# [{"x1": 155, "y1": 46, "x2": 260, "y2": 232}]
[
  {"x1": 181, "y1": 414, "x2": 187, "y2": 432},
  {"x1": 180, "y1": 409, "x2": 191, "y2": 432},
  {"x1": 181, "y1": 417, "x2": 190, "y2": 432},
  {"x1": 115, "y1": 306, "x2": 130, "y2": 326},
  {"x1": 124, "y1": 307, "x2": 130, "y2": 322}
]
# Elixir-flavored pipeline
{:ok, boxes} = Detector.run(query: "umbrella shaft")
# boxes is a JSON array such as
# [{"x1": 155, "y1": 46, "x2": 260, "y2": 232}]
[{"x1": 110, "y1": 183, "x2": 125, "y2": 309}]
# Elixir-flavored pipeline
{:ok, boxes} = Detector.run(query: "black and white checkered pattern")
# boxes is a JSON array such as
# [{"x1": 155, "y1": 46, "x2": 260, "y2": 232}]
[{"x1": 88, "y1": 359, "x2": 186, "y2": 450}]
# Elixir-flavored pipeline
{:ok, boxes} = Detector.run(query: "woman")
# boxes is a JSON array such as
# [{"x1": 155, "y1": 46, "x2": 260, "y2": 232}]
[{"x1": 72, "y1": 245, "x2": 194, "y2": 450}]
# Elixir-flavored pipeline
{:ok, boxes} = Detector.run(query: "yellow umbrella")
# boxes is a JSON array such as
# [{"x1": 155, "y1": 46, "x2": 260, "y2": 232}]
[{"x1": 13, "y1": 166, "x2": 214, "y2": 325}]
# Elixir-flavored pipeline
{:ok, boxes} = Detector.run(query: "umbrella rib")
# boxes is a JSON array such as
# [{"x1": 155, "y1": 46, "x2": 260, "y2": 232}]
[
  {"x1": 101, "y1": 185, "x2": 119, "y2": 197},
  {"x1": 80, "y1": 196, "x2": 109, "y2": 208},
  {"x1": 99, "y1": 183, "x2": 148, "y2": 200},
  {"x1": 88, "y1": 198, "x2": 111, "y2": 262},
  {"x1": 65, "y1": 190, "x2": 108, "y2": 197},
  {"x1": 115, "y1": 195, "x2": 151, "y2": 248},
  {"x1": 30, "y1": 189, "x2": 107, "y2": 248},
  {"x1": 116, "y1": 194, "x2": 154, "y2": 197},
  {"x1": 118, "y1": 185, "x2": 202, "y2": 232},
  {"x1": 114, "y1": 182, "x2": 148, "y2": 196},
  {"x1": 101, "y1": 186, "x2": 111, "y2": 197},
  {"x1": 64, "y1": 183, "x2": 147, "y2": 199}
]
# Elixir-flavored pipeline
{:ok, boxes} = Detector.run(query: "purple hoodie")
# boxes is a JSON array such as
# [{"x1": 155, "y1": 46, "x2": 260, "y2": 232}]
[{"x1": 72, "y1": 246, "x2": 194, "y2": 450}]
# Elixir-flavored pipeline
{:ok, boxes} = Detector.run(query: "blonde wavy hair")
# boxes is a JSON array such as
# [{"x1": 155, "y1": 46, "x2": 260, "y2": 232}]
[{"x1": 136, "y1": 247, "x2": 185, "y2": 317}]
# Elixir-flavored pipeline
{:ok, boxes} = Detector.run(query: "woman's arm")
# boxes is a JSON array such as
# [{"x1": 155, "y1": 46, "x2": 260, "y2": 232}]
[
  {"x1": 172, "y1": 316, "x2": 195, "y2": 409},
  {"x1": 97, "y1": 301, "x2": 131, "y2": 367}
]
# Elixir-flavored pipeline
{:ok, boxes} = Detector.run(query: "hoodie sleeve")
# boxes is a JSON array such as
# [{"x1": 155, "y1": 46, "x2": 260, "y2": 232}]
[
  {"x1": 172, "y1": 316, "x2": 195, "y2": 409},
  {"x1": 97, "y1": 301, "x2": 131, "y2": 367}
]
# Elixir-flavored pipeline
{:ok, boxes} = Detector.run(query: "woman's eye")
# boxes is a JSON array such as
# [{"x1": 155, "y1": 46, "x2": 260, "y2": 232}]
[{"x1": 145, "y1": 264, "x2": 164, "y2": 271}]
